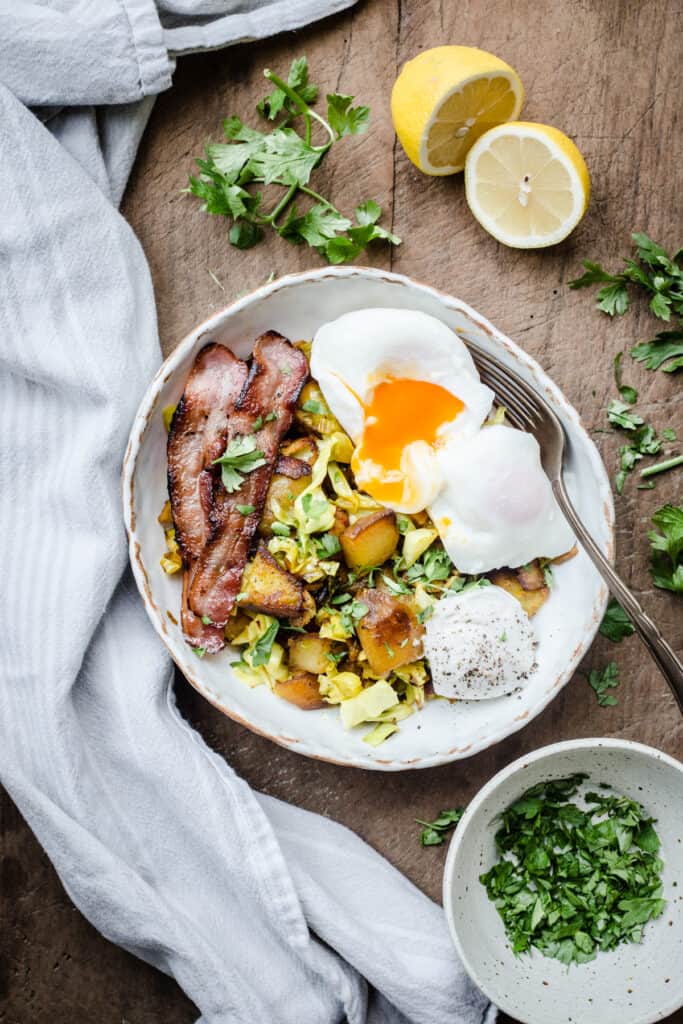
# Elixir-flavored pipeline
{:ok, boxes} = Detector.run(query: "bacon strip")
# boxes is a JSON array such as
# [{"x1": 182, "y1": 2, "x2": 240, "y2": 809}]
[
  {"x1": 188, "y1": 332, "x2": 308, "y2": 627},
  {"x1": 168, "y1": 342, "x2": 248, "y2": 651}
]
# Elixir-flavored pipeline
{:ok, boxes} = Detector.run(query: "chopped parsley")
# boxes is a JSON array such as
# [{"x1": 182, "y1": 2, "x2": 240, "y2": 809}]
[
  {"x1": 302, "y1": 398, "x2": 325, "y2": 415},
  {"x1": 251, "y1": 620, "x2": 279, "y2": 667},
  {"x1": 480, "y1": 775, "x2": 665, "y2": 965},
  {"x1": 236, "y1": 504, "x2": 256, "y2": 516},
  {"x1": 416, "y1": 808, "x2": 464, "y2": 847}
]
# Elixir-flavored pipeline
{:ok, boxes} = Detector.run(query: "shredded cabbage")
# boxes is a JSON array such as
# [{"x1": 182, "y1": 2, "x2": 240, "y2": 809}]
[
  {"x1": 339, "y1": 679, "x2": 399, "y2": 730},
  {"x1": 402, "y1": 528, "x2": 439, "y2": 568},
  {"x1": 319, "y1": 671, "x2": 363, "y2": 704}
]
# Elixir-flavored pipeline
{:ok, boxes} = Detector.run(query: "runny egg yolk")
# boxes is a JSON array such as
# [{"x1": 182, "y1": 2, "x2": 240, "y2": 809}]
[{"x1": 351, "y1": 377, "x2": 464, "y2": 505}]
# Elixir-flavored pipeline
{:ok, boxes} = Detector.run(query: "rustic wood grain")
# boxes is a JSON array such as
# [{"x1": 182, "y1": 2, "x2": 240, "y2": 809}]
[{"x1": 2, "y1": 1, "x2": 682, "y2": 1021}]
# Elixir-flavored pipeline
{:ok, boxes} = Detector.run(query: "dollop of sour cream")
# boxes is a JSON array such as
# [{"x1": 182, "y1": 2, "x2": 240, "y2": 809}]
[{"x1": 423, "y1": 586, "x2": 537, "y2": 700}]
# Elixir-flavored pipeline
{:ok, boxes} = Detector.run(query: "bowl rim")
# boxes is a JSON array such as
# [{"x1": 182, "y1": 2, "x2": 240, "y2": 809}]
[
  {"x1": 122, "y1": 265, "x2": 614, "y2": 770},
  {"x1": 442, "y1": 736, "x2": 683, "y2": 1024}
]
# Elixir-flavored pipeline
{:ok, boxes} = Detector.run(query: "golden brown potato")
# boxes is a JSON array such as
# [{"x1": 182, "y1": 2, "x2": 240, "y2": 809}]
[
  {"x1": 288, "y1": 633, "x2": 337, "y2": 674},
  {"x1": 273, "y1": 672, "x2": 325, "y2": 710},
  {"x1": 239, "y1": 545, "x2": 305, "y2": 618},
  {"x1": 489, "y1": 569, "x2": 549, "y2": 618},
  {"x1": 340, "y1": 509, "x2": 399, "y2": 571},
  {"x1": 551, "y1": 544, "x2": 578, "y2": 565},
  {"x1": 355, "y1": 588, "x2": 424, "y2": 675},
  {"x1": 294, "y1": 381, "x2": 343, "y2": 436},
  {"x1": 516, "y1": 560, "x2": 545, "y2": 591},
  {"x1": 258, "y1": 472, "x2": 310, "y2": 535}
]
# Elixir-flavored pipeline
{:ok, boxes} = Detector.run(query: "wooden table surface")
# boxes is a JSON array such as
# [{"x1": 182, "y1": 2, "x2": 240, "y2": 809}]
[{"x1": 2, "y1": 1, "x2": 682, "y2": 1021}]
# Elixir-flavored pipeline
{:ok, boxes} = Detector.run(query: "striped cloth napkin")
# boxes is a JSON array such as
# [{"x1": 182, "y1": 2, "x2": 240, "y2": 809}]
[{"x1": 0, "y1": 2, "x2": 493, "y2": 1021}]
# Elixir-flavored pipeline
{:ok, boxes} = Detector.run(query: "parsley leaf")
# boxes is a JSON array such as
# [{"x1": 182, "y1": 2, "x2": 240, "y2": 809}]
[
  {"x1": 213, "y1": 435, "x2": 267, "y2": 493},
  {"x1": 416, "y1": 808, "x2": 464, "y2": 847},
  {"x1": 257, "y1": 56, "x2": 318, "y2": 120},
  {"x1": 599, "y1": 599, "x2": 635, "y2": 642},
  {"x1": 631, "y1": 329, "x2": 683, "y2": 373},
  {"x1": 613, "y1": 351, "x2": 638, "y2": 405},
  {"x1": 588, "y1": 662, "x2": 621, "y2": 706},
  {"x1": 607, "y1": 399, "x2": 644, "y2": 431},
  {"x1": 251, "y1": 620, "x2": 279, "y2": 667},
  {"x1": 648, "y1": 504, "x2": 683, "y2": 592},
  {"x1": 236, "y1": 504, "x2": 256, "y2": 516},
  {"x1": 326, "y1": 93, "x2": 370, "y2": 138}
]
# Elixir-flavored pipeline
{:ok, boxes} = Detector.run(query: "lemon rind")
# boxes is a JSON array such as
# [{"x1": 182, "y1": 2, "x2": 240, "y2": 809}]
[
  {"x1": 464, "y1": 122, "x2": 589, "y2": 248},
  {"x1": 417, "y1": 71, "x2": 525, "y2": 176}
]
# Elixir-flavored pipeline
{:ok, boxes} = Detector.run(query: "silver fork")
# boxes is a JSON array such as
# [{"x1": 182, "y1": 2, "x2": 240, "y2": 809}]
[{"x1": 467, "y1": 341, "x2": 683, "y2": 713}]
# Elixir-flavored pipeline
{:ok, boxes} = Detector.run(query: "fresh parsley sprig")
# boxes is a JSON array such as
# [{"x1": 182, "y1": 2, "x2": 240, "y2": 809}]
[
  {"x1": 569, "y1": 232, "x2": 683, "y2": 323},
  {"x1": 213, "y1": 435, "x2": 267, "y2": 493},
  {"x1": 187, "y1": 57, "x2": 400, "y2": 264}
]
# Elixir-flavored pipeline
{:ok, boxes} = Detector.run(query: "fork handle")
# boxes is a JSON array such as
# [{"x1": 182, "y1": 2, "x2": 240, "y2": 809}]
[{"x1": 552, "y1": 477, "x2": 683, "y2": 714}]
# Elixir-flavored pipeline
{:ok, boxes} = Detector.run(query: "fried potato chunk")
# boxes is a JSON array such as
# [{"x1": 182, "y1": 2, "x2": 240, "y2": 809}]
[
  {"x1": 239, "y1": 545, "x2": 305, "y2": 618},
  {"x1": 273, "y1": 672, "x2": 326, "y2": 710},
  {"x1": 340, "y1": 509, "x2": 399, "y2": 571},
  {"x1": 355, "y1": 588, "x2": 424, "y2": 675}
]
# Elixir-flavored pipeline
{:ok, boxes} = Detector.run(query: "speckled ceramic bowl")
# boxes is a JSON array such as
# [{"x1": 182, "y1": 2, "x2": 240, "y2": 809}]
[
  {"x1": 443, "y1": 738, "x2": 683, "y2": 1023},
  {"x1": 122, "y1": 267, "x2": 613, "y2": 770}
]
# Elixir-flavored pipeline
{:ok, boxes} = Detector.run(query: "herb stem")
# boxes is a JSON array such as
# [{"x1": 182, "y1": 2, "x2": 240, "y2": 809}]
[
  {"x1": 640, "y1": 454, "x2": 683, "y2": 479},
  {"x1": 263, "y1": 69, "x2": 335, "y2": 148},
  {"x1": 299, "y1": 185, "x2": 341, "y2": 211},
  {"x1": 263, "y1": 182, "x2": 298, "y2": 225}
]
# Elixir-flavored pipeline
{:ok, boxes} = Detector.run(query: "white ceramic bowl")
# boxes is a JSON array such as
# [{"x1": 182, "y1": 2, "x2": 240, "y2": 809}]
[
  {"x1": 122, "y1": 267, "x2": 613, "y2": 770},
  {"x1": 443, "y1": 738, "x2": 683, "y2": 1024}
]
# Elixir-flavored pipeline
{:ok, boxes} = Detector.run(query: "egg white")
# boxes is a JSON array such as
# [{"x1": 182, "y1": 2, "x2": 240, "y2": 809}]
[
  {"x1": 310, "y1": 308, "x2": 494, "y2": 444},
  {"x1": 430, "y1": 424, "x2": 575, "y2": 573}
]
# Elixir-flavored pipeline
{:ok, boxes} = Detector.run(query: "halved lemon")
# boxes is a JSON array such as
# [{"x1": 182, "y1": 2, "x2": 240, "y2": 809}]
[
  {"x1": 465, "y1": 122, "x2": 590, "y2": 248},
  {"x1": 391, "y1": 46, "x2": 524, "y2": 175}
]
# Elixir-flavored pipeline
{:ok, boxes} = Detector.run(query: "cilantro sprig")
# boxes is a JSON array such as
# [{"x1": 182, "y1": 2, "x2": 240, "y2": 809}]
[
  {"x1": 187, "y1": 57, "x2": 400, "y2": 264},
  {"x1": 480, "y1": 775, "x2": 665, "y2": 966},
  {"x1": 213, "y1": 435, "x2": 267, "y2": 493}
]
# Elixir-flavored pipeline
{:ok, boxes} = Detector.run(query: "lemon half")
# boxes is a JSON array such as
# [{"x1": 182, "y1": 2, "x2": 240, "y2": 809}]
[
  {"x1": 391, "y1": 46, "x2": 524, "y2": 175},
  {"x1": 465, "y1": 122, "x2": 590, "y2": 248}
]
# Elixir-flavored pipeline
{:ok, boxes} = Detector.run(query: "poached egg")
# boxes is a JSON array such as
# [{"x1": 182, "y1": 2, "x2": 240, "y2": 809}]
[{"x1": 310, "y1": 307, "x2": 574, "y2": 573}]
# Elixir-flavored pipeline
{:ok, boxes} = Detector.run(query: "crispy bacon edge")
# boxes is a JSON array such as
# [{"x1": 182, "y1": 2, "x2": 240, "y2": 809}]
[
  {"x1": 167, "y1": 342, "x2": 248, "y2": 652},
  {"x1": 187, "y1": 331, "x2": 309, "y2": 627}
]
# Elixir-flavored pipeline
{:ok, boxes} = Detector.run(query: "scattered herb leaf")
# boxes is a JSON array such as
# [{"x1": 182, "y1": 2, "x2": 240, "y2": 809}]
[
  {"x1": 588, "y1": 662, "x2": 621, "y2": 706},
  {"x1": 599, "y1": 599, "x2": 635, "y2": 643},
  {"x1": 648, "y1": 504, "x2": 683, "y2": 592},
  {"x1": 213, "y1": 435, "x2": 267, "y2": 493},
  {"x1": 416, "y1": 808, "x2": 464, "y2": 847}
]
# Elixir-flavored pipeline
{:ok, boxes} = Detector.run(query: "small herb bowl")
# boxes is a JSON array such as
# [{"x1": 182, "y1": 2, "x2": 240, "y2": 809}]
[{"x1": 443, "y1": 738, "x2": 683, "y2": 1024}]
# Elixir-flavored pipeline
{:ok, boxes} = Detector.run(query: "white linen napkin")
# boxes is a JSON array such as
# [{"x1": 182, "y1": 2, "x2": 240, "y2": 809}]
[{"x1": 0, "y1": 3, "x2": 493, "y2": 1021}]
